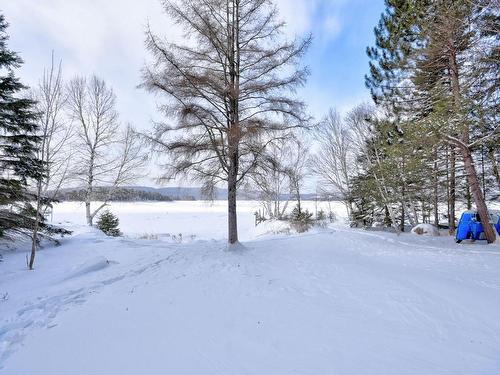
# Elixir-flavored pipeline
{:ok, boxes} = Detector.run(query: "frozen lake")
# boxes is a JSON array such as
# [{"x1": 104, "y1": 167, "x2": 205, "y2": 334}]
[{"x1": 50, "y1": 200, "x2": 348, "y2": 242}]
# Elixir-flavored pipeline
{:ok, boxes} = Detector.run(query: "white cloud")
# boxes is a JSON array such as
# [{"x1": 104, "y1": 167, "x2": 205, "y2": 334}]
[
  {"x1": 322, "y1": 13, "x2": 342, "y2": 42},
  {"x1": 275, "y1": 0, "x2": 321, "y2": 35}
]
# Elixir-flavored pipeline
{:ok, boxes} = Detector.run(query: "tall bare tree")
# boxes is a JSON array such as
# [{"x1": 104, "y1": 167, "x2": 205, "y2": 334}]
[
  {"x1": 32, "y1": 55, "x2": 73, "y2": 203},
  {"x1": 312, "y1": 109, "x2": 354, "y2": 217},
  {"x1": 68, "y1": 76, "x2": 145, "y2": 225},
  {"x1": 29, "y1": 54, "x2": 73, "y2": 269},
  {"x1": 287, "y1": 138, "x2": 310, "y2": 215},
  {"x1": 249, "y1": 138, "x2": 292, "y2": 220},
  {"x1": 141, "y1": 0, "x2": 310, "y2": 244}
]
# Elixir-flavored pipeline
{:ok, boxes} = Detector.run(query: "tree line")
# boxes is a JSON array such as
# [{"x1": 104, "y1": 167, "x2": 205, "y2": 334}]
[
  {"x1": 315, "y1": 0, "x2": 499, "y2": 243},
  {"x1": 52, "y1": 187, "x2": 175, "y2": 202}
]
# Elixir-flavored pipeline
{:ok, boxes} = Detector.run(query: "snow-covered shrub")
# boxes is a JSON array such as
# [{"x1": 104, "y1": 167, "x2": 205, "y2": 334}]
[
  {"x1": 138, "y1": 233, "x2": 159, "y2": 240},
  {"x1": 315, "y1": 209, "x2": 328, "y2": 228},
  {"x1": 411, "y1": 223, "x2": 439, "y2": 237},
  {"x1": 290, "y1": 205, "x2": 313, "y2": 233},
  {"x1": 96, "y1": 210, "x2": 122, "y2": 237},
  {"x1": 254, "y1": 210, "x2": 266, "y2": 225},
  {"x1": 171, "y1": 233, "x2": 183, "y2": 243},
  {"x1": 317, "y1": 209, "x2": 326, "y2": 221},
  {"x1": 253, "y1": 219, "x2": 292, "y2": 237}
]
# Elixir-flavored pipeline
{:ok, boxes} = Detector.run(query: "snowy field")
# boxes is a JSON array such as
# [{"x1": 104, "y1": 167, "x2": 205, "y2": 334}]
[{"x1": 1, "y1": 201, "x2": 500, "y2": 374}]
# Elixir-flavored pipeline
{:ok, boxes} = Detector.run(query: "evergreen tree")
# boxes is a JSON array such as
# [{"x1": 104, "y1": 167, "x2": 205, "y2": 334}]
[
  {"x1": 365, "y1": 0, "x2": 498, "y2": 243},
  {"x1": 0, "y1": 14, "x2": 43, "y2": 239},
  {"x1": 96, "y1": 210, "x2": 121, "y2": 237}
]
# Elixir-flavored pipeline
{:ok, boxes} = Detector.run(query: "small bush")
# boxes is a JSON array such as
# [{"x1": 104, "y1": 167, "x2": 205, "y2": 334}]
[
  {"x1": 290, "y1": 205, "x2": 314, "y2": 233},
  {"x1": 96, "y1": 210, "x2": 122, "y2": 237},
  {"x1": 316, "y1": 209, "x2": 326, "y2": 221}
]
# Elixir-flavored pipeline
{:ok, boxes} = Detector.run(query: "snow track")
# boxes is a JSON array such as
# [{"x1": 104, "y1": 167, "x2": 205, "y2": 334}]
[{"x1": 1, "y1": 220, "x2": 500, "y2": 374}]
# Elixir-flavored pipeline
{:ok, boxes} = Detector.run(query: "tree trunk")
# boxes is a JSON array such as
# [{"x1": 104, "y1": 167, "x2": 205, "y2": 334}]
[
  {"x1": 30, "y1": 133, "x2": 48, "y2": 270},
  {"x1": 85, "y1": 202, "x2": 92, "y2": 226},
  {"x1": 462, "y1": 147, "x2": 496, "y2": 243},
  {"x1": 29, "y1": 181, "x2": 43, "y2": 270},
  {"x1": 433, "y1": 150, "x2": 439, "y2": 227},
  {"x1": 85, "y1": 176, "x2": 93, "y2": 226},
  {"x1": 487, "y1": 146, "x2": 500, "y2": 191},
  {"x1": 408, "y1": 200, "x2": 418, "y2": 226},
  {"x1": 227, "y1": 0, "x2": 239, "y2": 246},
  {"x1": 374, "y1": 172, "x2": 400, "y2": 234},
  {"x1": 466, "y1": 184, "x2": 472, "y2": 210},
  {"x1": 400, "y1": 184, "x2": 405, "y2": 232},
  {"x1": 449, "y1": 148, "x2": 456, "y2": 234},
  {"x1": 446, "y1": 146, "x2": 450, "y2": 230},
  {"x1": 228, "y1": 148, "x2": 238, "y2": 244},
  {"x1": 296, "y1": 186, "x2": 302, "y2": 214},
  {"x1": 400, "y1": 202, "x2": 405, "y2": 232},
  {"x1": 448, "y1": 46, "x2": 494, "y2": 242}
]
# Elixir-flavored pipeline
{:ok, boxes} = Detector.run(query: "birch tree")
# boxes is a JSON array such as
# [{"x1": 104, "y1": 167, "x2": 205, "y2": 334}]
[
  {"x1": 68, "y1": 76, "x2": 145, "y2": 226},
  {"x1": 249, "y1": 139, "x2": 292, "y2": 220},
  {"x1": 141, "y1": 0, "x2": 310, "y2": 245},
  {"x1": 312, "y1": 109, "x2": 354, "y2": 217},
  {"x1": 29, "y1": 54, "x2": 73, "y2": 269}
]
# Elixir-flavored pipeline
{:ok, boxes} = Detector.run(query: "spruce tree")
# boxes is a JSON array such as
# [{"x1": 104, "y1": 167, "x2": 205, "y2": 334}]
[
  {"x1": 0, "y1": 14, "x2": 43, "y2": 239},
  {"x1": 96, "y1": 210, "x2": 121, "y2": 237}
]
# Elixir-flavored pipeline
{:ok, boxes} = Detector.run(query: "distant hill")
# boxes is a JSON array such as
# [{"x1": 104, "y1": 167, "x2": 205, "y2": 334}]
[
  {"x1": 53, "y1": 187, "x2": 175, "y2": 202},
  {"x1": 125, "y1": 186, "x2": 228, "y2": 200},
  {"x1": 52, "y1": 186, "x2": 335, "y2": 202}
]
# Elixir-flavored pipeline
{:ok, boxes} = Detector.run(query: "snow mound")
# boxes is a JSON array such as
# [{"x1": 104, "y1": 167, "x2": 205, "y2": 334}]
[
  {"x1": 63, "y1": 256, "x2": 110, "y2": 280},
  {"x1": 253, "y1": 219, "x2": 292, "y2": 237},
  {"x1": 411, "y1": 223, "x2": 440, "y2": 236}
]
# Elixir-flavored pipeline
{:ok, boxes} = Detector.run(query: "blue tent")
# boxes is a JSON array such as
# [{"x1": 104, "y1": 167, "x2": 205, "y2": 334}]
[{"x1": 456, "y1": 210, "x2": 500, "y2": 243}]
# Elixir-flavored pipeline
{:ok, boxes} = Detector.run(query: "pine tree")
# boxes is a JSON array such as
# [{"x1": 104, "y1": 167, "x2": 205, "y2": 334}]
[
  {"x1": 0, "y1": 14, "x2": 43, "y2": 239},
  {"x1": 96, "y1": 210, "x2": 121, "y2": 237}
]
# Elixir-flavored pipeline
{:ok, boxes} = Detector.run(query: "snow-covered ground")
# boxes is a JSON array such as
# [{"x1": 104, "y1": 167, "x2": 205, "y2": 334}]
[{"x1": 1, "y1": 201, "x2": 500, "y2": 374}]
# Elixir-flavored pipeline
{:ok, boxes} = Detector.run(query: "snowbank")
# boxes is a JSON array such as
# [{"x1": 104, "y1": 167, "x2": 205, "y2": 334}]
[
  {"x1": 63, "y1": 256, "x2": 110, "y2": 281},
  {"x1": 411, "y1": 223, "x2": 440, "y2": 236},
  {"x1": 252, "y1": 219, "x2": 293, "y2": 237}
]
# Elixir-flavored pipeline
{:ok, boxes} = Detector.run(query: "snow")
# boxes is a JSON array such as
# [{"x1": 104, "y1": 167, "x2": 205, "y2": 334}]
[
  {"x1": 1, "y1": 201, "x2": 500, "y2": 374},
  {"x1": 62, "y1": 256, "x2": 110, "y2": 281},
  {"x1": 411, "y1": 223, "x2": 440, "y2": 236}
]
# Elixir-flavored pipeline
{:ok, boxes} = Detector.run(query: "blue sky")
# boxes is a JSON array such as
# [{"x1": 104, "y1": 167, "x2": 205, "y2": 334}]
[
  {"x1": 2, "y1": 0, "x2": 385, "y2": 187},
  {"x1": 302, "y1": 0, "x2": 385, "y2": 116},
  {"x1": 3, "y1": 0, "x2": 385, "y2": 121}
]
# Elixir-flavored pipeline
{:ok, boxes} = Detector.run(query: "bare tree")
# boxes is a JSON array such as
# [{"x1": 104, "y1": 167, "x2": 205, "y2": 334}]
[
  {"x1": 249, "y1": 134, "x2": 299, "y2": 220},
  {"x1": 348, "y1": 104, "x2": 402, "y2": 232},
  {"x1": 312, "y1": 109, "x2": 354, "y2": 217},
  {"x1": 68, "y1": 76, "x2": 145, "y2": 225},
  {"x1": 141, "y1": 0, "x2": 310, "y2": 245},
  {"x1": 287, "y1": 139, "x2": 310, "y2": 215},
  {"x1": 29, "y1": 54, "x2": 73, "y2": 270}
]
